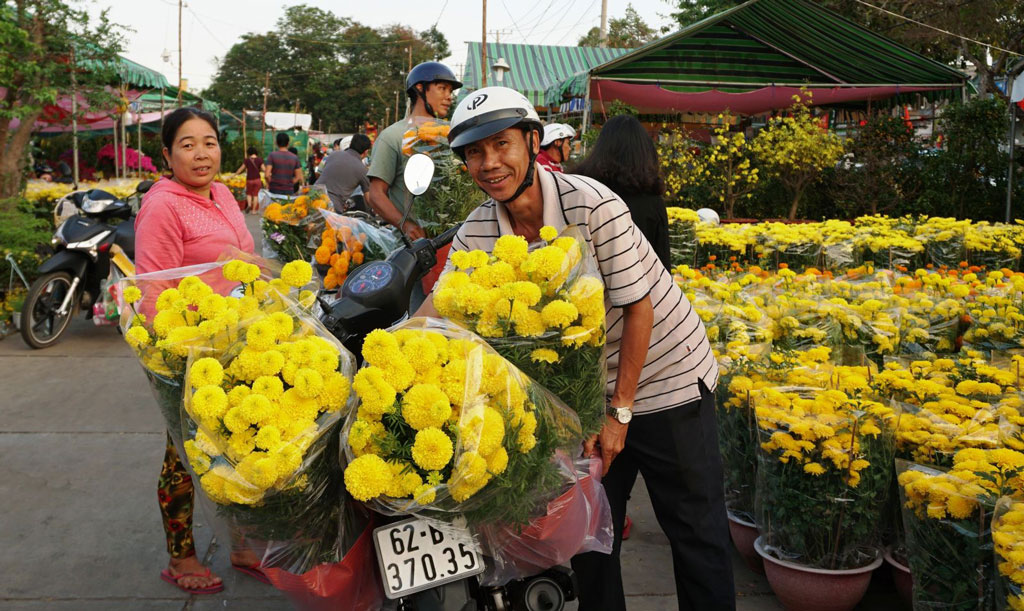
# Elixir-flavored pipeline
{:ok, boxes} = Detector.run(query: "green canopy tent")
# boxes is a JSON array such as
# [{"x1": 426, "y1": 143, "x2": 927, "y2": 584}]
[
  {"x1": 544, "y1": 0, "x2": 969, "y2": 128},
  {"x1": 460, "y1": 42, "x2": 630, "y2": 115}
]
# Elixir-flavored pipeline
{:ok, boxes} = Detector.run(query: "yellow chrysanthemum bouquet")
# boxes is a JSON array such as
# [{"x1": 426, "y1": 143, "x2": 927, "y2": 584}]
[
  {"x1": 993, "y1": 497, "x2": 1024, "y2": 611},
  {"x1": 399, "y1": 116, "x2": 478, "y2": 237},
  {"x1": 964, "y1": 277, "x2": 1024, "y2": 354},
  {"x1": 897, "y1": 448, "x2": 1024, "y2": 610},
  {"x1": 119, "y1": 257, "x2": 355, "y2": 572},
  {"x1": 262, "y1": 185, "x2": 330, "y2": 262},
  {"x1": 342, "y1": 318, "x2": 585, "y2": 529},
  {"x1": 753, "y1": 380, "x2": 898, "y2": 570},
  {"x1": 432, "y1": 225, "x2": 608, "y2": 437},
  {"x1": 666, "y1": 207, "x2": 700, "y2": 267}
]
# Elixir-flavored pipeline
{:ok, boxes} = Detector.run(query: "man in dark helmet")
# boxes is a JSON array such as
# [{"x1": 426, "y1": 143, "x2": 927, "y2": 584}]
[{"x1": 366, "y1": 61, "x2": 462, "y2": 241}]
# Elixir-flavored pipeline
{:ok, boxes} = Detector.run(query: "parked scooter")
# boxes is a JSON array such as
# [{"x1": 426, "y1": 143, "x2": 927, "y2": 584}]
[
  {"x1": 318, "y1": 155, "x2": 577, "y2": 611},
  {"x1": 20, "y1": 181, "x2": 153, "y2": 348}
]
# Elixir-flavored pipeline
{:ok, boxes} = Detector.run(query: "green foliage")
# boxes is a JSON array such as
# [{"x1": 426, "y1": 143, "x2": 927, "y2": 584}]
[
  {"x1": 831, "y1": 115, "x2": 923, "y2": 217},
  {"x1": 0, "y1": 200, "x2": 51, "y2": 287},
  {"x1": 0, "y1": 0, "x2": 124, "y2": 199},
  {"x1": 203, "y1": 5, "x2": 451, "y2": 132},
  {"x1": 578, "y1": 5, "x2": 659, "y2": 48}
]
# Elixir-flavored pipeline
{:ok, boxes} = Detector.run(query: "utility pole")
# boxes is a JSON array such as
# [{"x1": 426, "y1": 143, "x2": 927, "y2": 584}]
[
  {"x1": 394, "y1": 90, "x2": 400, "y2": 121},
  {"x1": 408, "y1": 46, "x2": 413, "y2": 72},
  {"x1": 481, "y1": 0, "x2": 488, "y2": 87},
  {"x1": 242, "y1": 108, "x2": 248, "y2": 155},
  {"x1": 70, "y1": 47, "x2": 79, "y2": 186},
  {"x1": 600, "y1": 0, "x2": 608, "y2": 46},
  {"x1": 261, "y1": 72, "x2": 270, "y2": 151},
  {"x1": 177, "y1": 0, "x2": 183, "y2": 103}
]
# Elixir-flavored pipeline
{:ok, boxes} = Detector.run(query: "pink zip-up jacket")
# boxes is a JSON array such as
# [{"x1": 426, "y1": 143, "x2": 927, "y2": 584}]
[{"x1": 136, "y1": 178, "x2": 254, "y2": 275}]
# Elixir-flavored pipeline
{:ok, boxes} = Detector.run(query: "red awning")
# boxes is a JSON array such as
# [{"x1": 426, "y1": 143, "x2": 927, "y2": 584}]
[{"x1": 591, "y1": 80, "x2": 953, "y2": 116}]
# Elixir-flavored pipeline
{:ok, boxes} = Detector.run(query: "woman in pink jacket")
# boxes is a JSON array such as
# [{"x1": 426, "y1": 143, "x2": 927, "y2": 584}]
[{"x1": 135, "y1": 107, "x2": 258, "y2": 594}]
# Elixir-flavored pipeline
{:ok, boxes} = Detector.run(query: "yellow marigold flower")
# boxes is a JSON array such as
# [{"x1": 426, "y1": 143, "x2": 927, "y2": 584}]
[
  {"x1": 255, "y1": 425, "x2": 283, "y2": 451},
  {"x1": 246, "y1": 320, "x2": 278, "y2": 351},
  {"x1": 318, "y1": 371, "x2": 352, "y2": 412},
  {"x1": 411, "y1": 427, "x2": 454, "y2": 471},
  {"x1": 461, "y1": 406, "x2": 506, "y2": 457},
  {"x1": 402, "y1": 384, "x2": 452, "y2": 430},
  {"x1": 293, "y1": 368, "x2": 324, "y2": 399},
  {"x1": 362, "y1": 329, "x2": 401, "y2": 367},
  {"x1": 492, "y1": 235, "x2": 529, "y2": 267},
  {"x1": 413, "y1": 483, "x2": 437, "y2": 505},
  {"x1": 522, "y1": 246, "x2": 567, "y2": 283},
  {"x1": 281, "y1": 260, "x2": 313, "y2": 288},
  {"x1": 344, "y1": 454, "x2": 393, "y2": 501},
  {"x1": 258, "y1": 350, "x2": 286, "y2": 376},
  {"x1": 123, "y1": 286, "x2": 142, "y2": 304},
  {"x1": 191, "y1": 385, "x2": 229, "y2": 420},
  {"x1": 125, "y1": 325, "x2": 151, "y2": 350},
  {"x1": 530, "y1": 348, "x2": 559, "y2": 364},
  {"x1": 541, "y1": 299, "x2": 579, "y2": 329},
  {"x1": 353, "y1": 367, "x2": 397, "y2": 420},
  {"x1": 539, "y1": 226, "x2": 558, "y2": 242},
  {"x1": 402, "y1": 336, "x2": 439, "y2": 373},
  {"x1": 487, "y1": 446, "x2": 509, "y2": 475},
  {"x1": 155, "y1": 288, "x2": 183, "y2": 311},
  {"x1": 269, "y1": 312, "x2": 294, "y2": 339},
  {"x1": 252, "y1": 375, "x2": 285, "y2": 400},
  {"x1": 183, "y1": 440, "x2": 211, "y2": 475},
  {"x1": 237, "y1": 262, "x2": 261, "y2": 284},
  {"x1": 190, "y1": 357, "x2": 224, "y2": 388},
  {"x1": 386, "y1": 461, "x2": 423, "y2": 498}
]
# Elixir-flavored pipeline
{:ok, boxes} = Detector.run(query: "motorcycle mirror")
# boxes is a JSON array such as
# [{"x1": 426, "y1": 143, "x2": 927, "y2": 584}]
[{"x1": 403, "y1": 153, "x2": 435, "y2": 196}]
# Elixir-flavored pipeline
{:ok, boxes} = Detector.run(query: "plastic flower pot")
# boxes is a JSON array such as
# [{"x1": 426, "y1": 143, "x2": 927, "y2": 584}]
[
  {"x1": 883, "y1": 547, "x2": 912, "y2": 609},
  {"x1": 11, "y1": 312, "x2": 20, "y2": 331},
  {"x1": 727, "y1": 511, "x2": 763, "y2": 574},
  {"x1": 754, "y1": 536, "x2": 882, "y2": 611}
]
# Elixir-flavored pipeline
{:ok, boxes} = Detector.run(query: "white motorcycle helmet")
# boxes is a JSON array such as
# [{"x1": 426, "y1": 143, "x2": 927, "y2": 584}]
[
  {"x1": 696, "y1": 207, "x2": 721, "y2": 226},
  {"x1": 540, "y1": 123, "x2": 574, "y2": 147},
  {"x1": 448, "y1": 86, "x2": 544, "y2": 203}
]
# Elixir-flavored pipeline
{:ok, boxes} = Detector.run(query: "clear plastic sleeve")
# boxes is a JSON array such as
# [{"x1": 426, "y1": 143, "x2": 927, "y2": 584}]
[
  {"x1": 178, "y1": 286, "x2": 357, "y2": 575},
  {"x1": 261, "y1": 185, "x2": 330, "y2": 262},
  {"x1": 474, "y1": 454, "x2": 613, "y2": 586},
  {"x1": 312, "y1": 208, "x2": 403, "y2": 290},
  {"x1": 342, "y1": 317, "x2": 585, "y2": 529},
  {"x1": 432, "y1": 224, "x2": 608, "y2": 437},
  {"x1": 993, "y1": 496, "x2": 1024, "y2": 611},
  {"x1": 753, "y1": 385, "x2": 897, "y2": 570},
  {"x1": 896, "y1": 457, "x2": 1000, "y2": 610}
]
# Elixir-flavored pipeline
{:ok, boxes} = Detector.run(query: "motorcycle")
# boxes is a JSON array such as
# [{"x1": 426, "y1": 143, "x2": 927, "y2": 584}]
[
  {"x1": 318, "y1": 155, "x2": 577, "y2": 611},
  {"x1": 20, "y1": 181, "x2": 152, "y2": 349}
]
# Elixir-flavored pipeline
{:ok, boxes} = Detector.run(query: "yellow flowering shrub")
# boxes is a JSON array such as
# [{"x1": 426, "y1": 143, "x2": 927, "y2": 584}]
[
  {"x1": 433, "y1": 225, "x2": 608, "y2": 436},
  {"x1": 342, "y1": 318, "x2": 583, "y2": 526},
  {"x1": 993, "y1": 497, "x2": 1024, "y2": 611}
]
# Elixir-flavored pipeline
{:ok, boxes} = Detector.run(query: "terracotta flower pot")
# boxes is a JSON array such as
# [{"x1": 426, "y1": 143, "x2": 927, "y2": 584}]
[
  {"x1": 883, "y1": 547, "x2": 913, "y2": 609},
  {"x1": 727, "y1": 512, "x2": 764, "y2": 574},
  {"x1": 754, "y1": 536, "x2": 882, "y2": 611}
]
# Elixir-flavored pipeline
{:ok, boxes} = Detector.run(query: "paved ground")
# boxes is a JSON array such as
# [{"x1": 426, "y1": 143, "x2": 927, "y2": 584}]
[{"x1": 0, "y1": 213, "x2": 907, "y2": 610}]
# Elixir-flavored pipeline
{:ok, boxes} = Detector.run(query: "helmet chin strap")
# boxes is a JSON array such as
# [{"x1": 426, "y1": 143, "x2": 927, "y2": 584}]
[
  {"x1": 497, "y1": 129, "x2": 539, "y2": 205},
  {"x1": 417, "y1": 84, "x2": 438, "y2": 118}
]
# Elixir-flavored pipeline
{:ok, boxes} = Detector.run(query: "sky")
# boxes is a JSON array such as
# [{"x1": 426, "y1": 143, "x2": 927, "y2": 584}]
[{"x1": 88, "y1": 0, "x2": 677, "y2": 93}]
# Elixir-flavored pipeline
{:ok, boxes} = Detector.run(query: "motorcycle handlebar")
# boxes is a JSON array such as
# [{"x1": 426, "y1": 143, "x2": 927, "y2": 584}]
[{"x1": 429, "y1": 223, "x2": 461, "y2": 252}]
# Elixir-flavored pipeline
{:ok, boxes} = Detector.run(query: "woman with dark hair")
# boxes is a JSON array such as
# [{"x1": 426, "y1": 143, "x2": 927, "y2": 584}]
[
  {"x1": 135, "y1": 107, "x2": 259, "y2": 594},
  {"x1": 572, "y1": 115, "x2": 671, "y2": 269},
  {"x1": 234, "y1": 146, "x2": 265, "y2": 214}
]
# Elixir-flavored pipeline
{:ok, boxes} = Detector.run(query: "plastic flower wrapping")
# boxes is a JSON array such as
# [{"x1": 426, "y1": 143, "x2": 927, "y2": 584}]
[
  {"x1": 752, "y1": 381, "x2": 898, "y2": 570},
  {"x1": 311, "y1": 208, "x2": 403, "y2": 290},
  {"x1": 261, "y1": 185, "x2": 330, "y2": 262},
  {"x1": 432, "y1": 225, "x2": 608, "y2": 437},
  {"x1": 993, "y1": 496, "x2": 1024, "y2": 611},
  {"x1": 897, "y1": 449, "x2": 1024, "y2": 611},
  {"x1": 342, "y1": 317, "x2": 585, "y2": 519},
  {"x1": 118, "y1": 258, "x2": 370, "y2": 575}
]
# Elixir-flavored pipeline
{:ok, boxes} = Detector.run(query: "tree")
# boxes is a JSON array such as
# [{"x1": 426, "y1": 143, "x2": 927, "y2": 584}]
[
  {"x1": 0, "y1": 1, "x2": 123, "y2": 203},
  {"x1": 578, "y1": 5, "x2": 659, "y2": 48},
  {"x1": 203, "y1": 6, "x2": 451, "y2": 132},
  {"x1": 748, "y1": 92, "x2": 846, "y2": 220},
  {"x1": 832, "y1": 115, "x2": 922, "y2": 217}
]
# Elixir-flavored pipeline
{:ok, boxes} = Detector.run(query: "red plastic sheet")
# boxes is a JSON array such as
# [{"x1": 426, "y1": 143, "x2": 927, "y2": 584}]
[{"x1": 263, "y1": 521, "x2": 384, "y2": 611}]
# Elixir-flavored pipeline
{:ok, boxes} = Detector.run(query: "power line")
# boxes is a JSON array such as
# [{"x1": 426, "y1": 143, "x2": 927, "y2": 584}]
[
  {"x1": 554, "y1": 9, "x2": 600, "y2": 46},
  {"x1": 500, "y1": 0, "x2": 529, "y2": 41},
  {"x1": 433, "y1": 0, "x2": 450, "y2": 27},
  {"x1": 521, "y1": 0, "x2": 559, "y2": 41},
  {"x1": 853, "y1": 0, "x2": 1024, "y2": 57}
]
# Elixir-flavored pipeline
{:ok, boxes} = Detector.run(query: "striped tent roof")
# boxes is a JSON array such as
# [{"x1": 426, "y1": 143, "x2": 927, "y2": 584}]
[
  {"x1": 546, "y1": 0, "x2": 966, "y2": 106},
  {"x1": 461, "y1": 42, "x2": 630, "y2": 108}
]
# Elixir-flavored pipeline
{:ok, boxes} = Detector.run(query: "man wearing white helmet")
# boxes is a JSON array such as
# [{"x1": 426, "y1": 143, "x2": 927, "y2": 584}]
[
  {"x1": 420, "y1": 86, "x2": 734, "y2": 611},
  {"x1": 537, "y1": 122, "x2": 574, "y2": 172}
]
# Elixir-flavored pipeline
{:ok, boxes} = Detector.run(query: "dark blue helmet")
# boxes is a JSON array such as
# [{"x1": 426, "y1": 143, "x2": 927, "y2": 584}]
[{"x1": 406, "y1": 61, "x2": 462, "y2": 94}]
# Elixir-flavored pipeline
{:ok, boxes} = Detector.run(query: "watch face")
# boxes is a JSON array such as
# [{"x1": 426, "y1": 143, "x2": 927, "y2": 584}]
[{"x1": 616, "y1": 408, "x2": 632, "y2": 424}]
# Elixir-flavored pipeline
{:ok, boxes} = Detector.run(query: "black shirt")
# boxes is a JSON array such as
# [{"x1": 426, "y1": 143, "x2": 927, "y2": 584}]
[{"x1": 618, "y1": 191, "x2": 671, "y2": 269}]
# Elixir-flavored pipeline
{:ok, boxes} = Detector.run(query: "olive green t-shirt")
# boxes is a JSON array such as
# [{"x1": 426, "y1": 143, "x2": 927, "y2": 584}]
[{"x1": 367, "y1": 119, "x2": 414, "y2": 218}]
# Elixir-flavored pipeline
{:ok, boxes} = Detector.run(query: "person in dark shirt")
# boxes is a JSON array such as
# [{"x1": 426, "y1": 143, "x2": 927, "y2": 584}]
[
  {"x1": 233, "y1": 146, "x2": 265, "y2": 213},
  {"x1": 572, "y1": 114, "x2": 671, "y2": 269},
  {"x1": 315, "y1": 134, "x2": 372, "y2": 211},
  {"x1": 265, "y1": 133, "x2": 303, "y2": 195}
]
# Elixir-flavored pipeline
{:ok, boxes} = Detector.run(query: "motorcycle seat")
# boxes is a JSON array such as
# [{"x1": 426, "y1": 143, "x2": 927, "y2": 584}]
[{"x1": 113, "y1": 220, "x2": 135, "y2": 260}]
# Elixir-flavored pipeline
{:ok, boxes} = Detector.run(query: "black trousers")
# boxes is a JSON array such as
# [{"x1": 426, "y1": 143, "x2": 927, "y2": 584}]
[{"x1": 571, "y1": 381, "x2": 735, "y2": 611}]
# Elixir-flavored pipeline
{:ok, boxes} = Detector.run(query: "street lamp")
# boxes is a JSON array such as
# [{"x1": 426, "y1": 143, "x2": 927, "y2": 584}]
[{"x1": 492, "y1": 58, "x2": 511, "y2": 85}]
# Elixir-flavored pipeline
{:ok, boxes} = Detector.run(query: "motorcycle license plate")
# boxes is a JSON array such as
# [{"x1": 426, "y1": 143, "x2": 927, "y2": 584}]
[{"x1": 373, "y1": 516, "x2": 484, "y2": 599}]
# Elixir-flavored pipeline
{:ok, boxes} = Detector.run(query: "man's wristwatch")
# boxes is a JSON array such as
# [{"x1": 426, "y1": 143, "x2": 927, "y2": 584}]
[{"x1": 607, "y1": 404, "x2": 633, "y2": 424}]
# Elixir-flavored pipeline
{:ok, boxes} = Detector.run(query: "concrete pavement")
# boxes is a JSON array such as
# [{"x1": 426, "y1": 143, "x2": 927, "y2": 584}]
[{"x1": 0, "y1": 212, "x2": 904, "y2": 610}]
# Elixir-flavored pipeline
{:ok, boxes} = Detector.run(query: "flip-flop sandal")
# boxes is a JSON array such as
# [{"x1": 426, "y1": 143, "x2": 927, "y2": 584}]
[
  {"x1": 233, "y1": 564, "x2": 271, "y2": 585},
  {"x1": 160, "y1": 568, "x2": 224, "y2": 594}
]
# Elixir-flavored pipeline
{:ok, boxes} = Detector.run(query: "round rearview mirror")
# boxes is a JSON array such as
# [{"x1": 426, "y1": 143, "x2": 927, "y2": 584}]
[{"x1": 404, "y1": 153, "x2": 435, "y2": 196}]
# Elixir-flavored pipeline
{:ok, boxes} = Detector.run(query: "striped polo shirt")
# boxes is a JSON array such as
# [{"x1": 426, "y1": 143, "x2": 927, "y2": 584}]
[{"x1": 445, "y1": 165, "x2": 719, "y2": 415}]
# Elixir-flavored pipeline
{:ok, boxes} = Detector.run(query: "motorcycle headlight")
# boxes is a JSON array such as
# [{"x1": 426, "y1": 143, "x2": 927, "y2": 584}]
[{"x1": 51, "y1": 223, "x2": 68, "y2": 246}]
